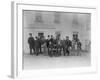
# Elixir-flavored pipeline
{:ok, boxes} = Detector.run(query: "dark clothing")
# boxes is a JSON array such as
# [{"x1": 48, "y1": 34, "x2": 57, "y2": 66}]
[
  {"x1": 64, "y1": 40, "x2": 72, "y2": 56},
  {"x1": 65, "y1": 40, "x2": 72, "y2": 47},
  {"x1": 53, "y1": 39, "x2": 57, "y2": 45},
  {"x1": 34, "y1": 39, "x2": 39, "y2": 55},
  {"x1": 61, "y1": 40, "x2": 66, "y2": 55},
  {"x1": 46, "y1": 39, "x2": 50, "y2": 56},
  {"x1": 77, "y1": 42, "x2": 81, "y2": 50},
  {"x1": 28, "y1": 37, "x2": 35, "y2": 47},
  {"x1": 46, "y1": 39, "x2": 50, "y2": 48},
  {"x1": 35, "y1": 39, "x2": 40, "y2": 48},
  {"x1": 38, "y1": 38, "x2": 42, "y2": 53},
  {"x1": 50, "y1": 38, "x2": 53, "y2": 44},
  {"x1": 28, "y1": 37, "x2": 35, "y2": 55},
  {"x1": 35, "y1": 38, "x2": 42, "y2": 55}
]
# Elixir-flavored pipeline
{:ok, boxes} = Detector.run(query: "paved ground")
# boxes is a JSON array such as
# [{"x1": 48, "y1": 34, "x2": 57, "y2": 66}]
[{"x1": 23, "y1": 51, "x2": 91, "y2": 70}]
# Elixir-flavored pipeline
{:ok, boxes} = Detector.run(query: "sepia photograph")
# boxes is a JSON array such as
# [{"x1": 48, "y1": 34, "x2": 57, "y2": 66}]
[{"x1": 23, "y1": 10, "x2": 91, "y2": 70}]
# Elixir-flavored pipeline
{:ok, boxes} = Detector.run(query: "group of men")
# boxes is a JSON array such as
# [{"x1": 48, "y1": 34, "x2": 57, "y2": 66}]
[
  {"x1": 28, "y1": 33, "x2": 42, "y2": 55},
  {"x1": 28, "y1": 33, "x2": 81, "y2": 56}
]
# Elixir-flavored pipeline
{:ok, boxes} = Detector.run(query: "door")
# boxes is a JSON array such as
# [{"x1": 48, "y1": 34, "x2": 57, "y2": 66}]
[{"x1": 38, "y1": 32, "x2": 44, "y2": 39}]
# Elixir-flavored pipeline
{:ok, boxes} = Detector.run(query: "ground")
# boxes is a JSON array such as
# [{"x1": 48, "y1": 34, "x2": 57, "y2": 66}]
[{"x1": 23, "y1": 51, "x2": 91, "y2": 70}]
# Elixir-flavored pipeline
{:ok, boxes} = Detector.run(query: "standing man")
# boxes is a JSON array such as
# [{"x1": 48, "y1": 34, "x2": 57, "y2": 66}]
[
  {"x1": 77, "y1": 40, "x2": 82, "y2": 56},
  {"x1": 62, "y1": 39, "x2": 66, "y2": 56},
  {"x1": 50, "y1": 35, "x2": 54, "y2": 44},
  {"x1": 28, "y1": 33, "x2": 35, "y2": 55},
  {"x1": 65, "y1": 36, "x2": 72, "y2": 56},
  {"x1": 38, "y1": 36, "x2": 42, "y2": 54},
  {"x1": 35, "y1": 36, "x2": 40, "y2": 56},
  {"x1": 46, "y1": 35, "x2": 50, "y2": 55},
  {"x1": 42, "y1": 37, "x2": 47, "y2": 55}
]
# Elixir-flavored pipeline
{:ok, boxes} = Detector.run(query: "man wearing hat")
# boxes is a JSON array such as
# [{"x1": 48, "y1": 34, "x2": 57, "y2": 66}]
[
  {"x1": 64, "y1": 36, "x2": 72, "y2": 56},
  {"x1": 28, "y1": 33, "x2": 35, "y2": 55}
]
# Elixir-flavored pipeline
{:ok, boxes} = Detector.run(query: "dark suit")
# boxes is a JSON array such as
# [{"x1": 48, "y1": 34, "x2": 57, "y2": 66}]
[
  {"x1": 46, "y1": 39, "x2": 50, "y2": 55},
  {"x1": 77, "y1": 42, "x2": 81, "y2": 50},
  {"x1": 65, "y1": 40, "x2": 72, "y2": 56},
  {"x1": 62, "y1": 40, "x2": 66, "y2": 56},
  {"x1": 38, "y1": 38, "x2": 42, "y2": 53},
  {"x1": 50, "y1": 38, "x2": 53, "y2": 44},
  {"x1": 46, "y1": 39, "x2": 50, "y2": 48},
  {"x1": 34, "y1": 39, "x2": 40, "y2": 55},
  {"x1": 28, "y1": 37, "x2": 35, "y2": 55}
]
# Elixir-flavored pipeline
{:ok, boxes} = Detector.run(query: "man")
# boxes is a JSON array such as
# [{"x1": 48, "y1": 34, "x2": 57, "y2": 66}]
[
  {"x1": 56, "y1": 38, "x2": 62, "y2": 56},
  {"x1": 38, "y1": 36, "x2": 42, "y2": 54},
  {"x1": 62, "y1": 39, "x2": 66, "y2": 56},
  {"x1": 28, "y1": 33, "x2": 35, "y2": 55},
  {"x1": 35, "y1": 36, "x2": 40, "y2": 56},
  {"x1": 77, "y1": 40, "x2": 82, "y2": 56},
  {"x1": 46, "y1": 35, "x2": 50, "y2": 56},
  {"x1": 49, "y1": 35, "x2": 56, "y2": 57},
  {"x1": 50, "y1": 35, "x2": 54, "y2": 44},
  {"x1": 65, "y1": 36, "x2": 72, "y2": 56},
  {"x1": 46, "y1": 35, "x2": 50, "y2": 48},
  {"x1": 42, "y1": 37, "x2": 47, "y2": 55}
]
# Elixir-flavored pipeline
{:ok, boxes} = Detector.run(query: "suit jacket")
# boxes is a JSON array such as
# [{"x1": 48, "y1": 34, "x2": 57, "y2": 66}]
[
  {"x1": 46, "y1": 39, "x2": 50, "y2": 47},
  {"x1": 35, "y1": 39, "x2": 41, "y2": 48},
  {"x1": 65, "y1": 40, "x2": 72, "y2": 48},
  {"x1": 28, "y1": 37, "x2": 35, "y2": 48}
]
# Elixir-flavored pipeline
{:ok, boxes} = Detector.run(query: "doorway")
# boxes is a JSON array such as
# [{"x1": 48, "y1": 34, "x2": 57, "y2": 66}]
[{"x1": 38, "y1": 32, "x2": 44, "y2": 39}]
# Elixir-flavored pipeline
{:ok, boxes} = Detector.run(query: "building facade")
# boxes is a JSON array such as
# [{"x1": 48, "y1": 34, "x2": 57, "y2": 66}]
[{"x1": 23, "y1": 10, "x2": 91, "y2": 53}]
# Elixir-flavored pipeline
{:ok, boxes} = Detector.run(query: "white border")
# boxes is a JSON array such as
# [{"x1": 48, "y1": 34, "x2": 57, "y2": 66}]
[{"x1": 11, "y1": 2, "x2": 97, "y2": 78}]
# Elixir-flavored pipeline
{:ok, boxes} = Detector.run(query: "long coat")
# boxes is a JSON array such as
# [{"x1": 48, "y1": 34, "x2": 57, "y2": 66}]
[
  {"x1": 28, "y1": 37, "x2": 35, "y2": 48},
  {"x1": 35, "y1": 39, "x2": 41, "y2": 48},
  {"x1": 65, "y1": 40, "x2": 72, "y2": 49}
]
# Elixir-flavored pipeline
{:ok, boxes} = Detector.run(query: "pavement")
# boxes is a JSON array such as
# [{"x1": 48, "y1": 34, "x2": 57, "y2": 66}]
[{"x1": 23, "y1": 51, "x2": 91, "y2": 70}]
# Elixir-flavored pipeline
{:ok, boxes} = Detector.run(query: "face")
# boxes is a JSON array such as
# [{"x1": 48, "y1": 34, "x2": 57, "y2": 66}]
[
  {"x1": 51, "y1": 35, "x2": 53, "y2": 38},
  {"x1": 30, "y1": 34, "x2": 32, "y2": 37}
]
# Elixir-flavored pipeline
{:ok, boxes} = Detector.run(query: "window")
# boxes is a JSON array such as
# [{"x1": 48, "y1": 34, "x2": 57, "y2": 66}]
[
  {"x1": 54, "y1": 12, "x2": 60, "y2": 24},
  {"x1": 35, "y1": 11, "x2": 43, "y2": 23}
]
